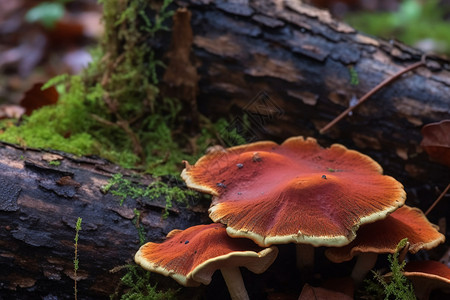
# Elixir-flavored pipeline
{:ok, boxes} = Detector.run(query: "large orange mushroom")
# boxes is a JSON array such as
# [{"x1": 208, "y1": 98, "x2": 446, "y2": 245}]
[
  {"x1": 325, "y1": 205, "x2": 445, "y2": 283},
  {"x1": 135, "y1": 223, "x2": 278, "y2": 300},
  {"x1": 182, "y1": 136, "x2": 405, "y2": 251}
]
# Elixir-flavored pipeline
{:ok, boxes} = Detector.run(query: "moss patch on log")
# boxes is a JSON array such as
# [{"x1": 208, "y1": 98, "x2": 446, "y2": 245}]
[{"x1": 0, "y1": 0, "x2": 247, "y2": 176}]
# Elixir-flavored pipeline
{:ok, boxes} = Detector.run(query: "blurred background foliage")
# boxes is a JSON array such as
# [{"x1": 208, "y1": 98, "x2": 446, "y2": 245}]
[
  {"x1": 2, "y1": 0, "x2": 449, "y2": 106},
  {"x1": 307, "y1": 0, "x2": 450, "y2": 56}
]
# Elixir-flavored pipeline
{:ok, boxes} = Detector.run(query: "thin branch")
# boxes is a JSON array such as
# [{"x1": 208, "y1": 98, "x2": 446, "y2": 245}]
[
  {"x1": 425, "y1": 182, "x2": 450, "y2": 216},
  {"x1": 320, "y1": 57, "x2": 426, "y2": 134},
  {"x1": 91, "y1": 114, "x2": 145, "y2": 162},
  {"x1": 91, "y1": 114, "x2": 117, "y2": 127},
  {"x1": 117, "y1": 120, "x2": 145, "y2": 161}
]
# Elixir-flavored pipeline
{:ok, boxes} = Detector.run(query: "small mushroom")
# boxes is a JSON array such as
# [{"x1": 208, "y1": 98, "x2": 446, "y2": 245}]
[
  {"x1": 325, "y1": 206, "x2": 445, "y2": 284},
  {"x1": 401, "y1": 260, "x2": 450, "y2": 300},
  {"x1": 134, "y1": 223, "x2": 278, "y2": 300}
]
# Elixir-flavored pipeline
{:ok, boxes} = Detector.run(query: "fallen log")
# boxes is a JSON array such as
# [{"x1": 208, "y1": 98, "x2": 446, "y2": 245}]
[{"x1": 0, "y1": 142, "x2": 210, "y2": 299}]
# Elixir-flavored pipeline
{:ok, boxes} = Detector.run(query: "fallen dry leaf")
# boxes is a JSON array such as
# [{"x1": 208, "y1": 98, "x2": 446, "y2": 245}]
[
  {"x1": 20, "y1": 82, "x2": 58, "y2": 115},
  {"x1": 421, "y1": 120, "x2": 450, "y2": 168}
]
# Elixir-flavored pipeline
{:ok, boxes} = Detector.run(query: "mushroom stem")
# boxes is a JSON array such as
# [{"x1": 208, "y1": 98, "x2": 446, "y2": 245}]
[
  {"x1": 398, "y1": 241, "x2": 410, "y2": 264},
  {"x1": 296, "y1": 244, "x2": 315, "y2": 270},
  {"x1": 412, "y1": 285, "x2": 432, "y2": 300},
  {"x1": 220, "y1": 266, "x2": 249, "y2": 300},
  {"x1": 351, "y1": 252, "x2": 378, "y2": 285}
]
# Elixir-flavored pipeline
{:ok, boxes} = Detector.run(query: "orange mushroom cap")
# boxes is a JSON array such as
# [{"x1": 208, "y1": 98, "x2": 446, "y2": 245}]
[
  {"x1": 325, "y1": 206, "x2": 445, "y2": 263},
  {"x1": 134, "y1": 223, "x2": 278, "y2": 287},
  {"x1": 404, "y1": 260, "x2": 450, "y2": 282},
  {"x1": 182, "y1": 136, "x2": 406, "y2": 247}
]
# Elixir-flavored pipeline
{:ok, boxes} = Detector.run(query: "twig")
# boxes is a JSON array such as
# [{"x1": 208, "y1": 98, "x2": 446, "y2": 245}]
[
  {"x1": 91, "y1": 115, "x2": 145, "y2": 162},
  {"x1": 425, "y1": 182, "x2": 450, "y2": 216},
  {"x1": 320, "y1": 57, "x2": 426, "y2": 134},
  {"x1": 117, "y1": 120, "x2": 145, "y2": 161},
  {"x1": 90, "y1": 114, "x2": 117, "y2": 127}
]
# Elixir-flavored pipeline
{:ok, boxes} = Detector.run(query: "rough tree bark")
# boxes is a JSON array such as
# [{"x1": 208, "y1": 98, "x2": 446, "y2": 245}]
[
  {"x1": 0, "y1": 142, "x2": 209, "y2": 299},
  {"x1": 2, "y1": 0, "x2": 450, "y2": 299},
  {"x1": 164, "y1": 0, "x2": 450, "y2": 213}
]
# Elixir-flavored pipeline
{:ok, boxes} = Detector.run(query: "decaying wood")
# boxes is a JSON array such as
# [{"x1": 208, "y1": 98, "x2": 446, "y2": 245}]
[
  {"x1": 0, "y1": 142, "x2": 209, "y2": 299},
  {"x1": 166, "y1": 0, "x2": 450, "y2": 214},
  {"x1": 163, "y1": 8, "x2": 200, "y2": 131}
]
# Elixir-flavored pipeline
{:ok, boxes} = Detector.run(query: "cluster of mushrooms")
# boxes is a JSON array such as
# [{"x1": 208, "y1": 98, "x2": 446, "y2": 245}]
[{"x1": 134, "y1": 136, "x2": 449, "y2": 299}]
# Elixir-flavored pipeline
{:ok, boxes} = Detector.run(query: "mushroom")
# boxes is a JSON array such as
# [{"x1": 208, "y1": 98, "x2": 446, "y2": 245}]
[
  {"x1": 400, "y1": 260, "x2": 450, "y2": 300},
  {"x1": 134, "y1": 223, "x2": 278, "y2": 300},
  {"x1": 181, "y1": 136, "x2": 405, "y2": 267},
  {"x1": 325, "y1": 205, "x2": 445, "y2": 284}
]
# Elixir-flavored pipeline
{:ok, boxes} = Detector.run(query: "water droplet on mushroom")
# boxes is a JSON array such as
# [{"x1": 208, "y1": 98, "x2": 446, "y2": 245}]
[{"x1": 237, "y1": 163, "x2": 244, "y2": 169}]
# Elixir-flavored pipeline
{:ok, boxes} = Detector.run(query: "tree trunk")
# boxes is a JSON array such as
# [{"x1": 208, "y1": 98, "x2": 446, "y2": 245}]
[
  {"x1": 164, "y1": 0, "x2": 450, "y2": 218},
  {"x1": 0, "y1": 142, "x2": 209, "y2": 299}
]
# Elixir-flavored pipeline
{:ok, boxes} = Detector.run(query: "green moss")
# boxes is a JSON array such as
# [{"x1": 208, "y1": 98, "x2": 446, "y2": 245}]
[
  {"x1": 114, "y1": 265, "x2": 178, "y2": 300},
  {"x1": 348, "y1": 66, "x2": 359, "y2": 86},
  {"x1": 102, "y1": 173, "x2": 197, "y2": 218},
  {"x1": 364, "y1": 238, "x2": 416, "y2": 300},
  {"x1": 0, "y1": 0, "x2": 182, "y2": 174},
  {"x1": 0, "y1": 0, "x2": 248, "y2": 177},
  {"x1": 0, "y1": 76, "x2": 95, "y2": 155},
  {"x1": 49, "y1": 160, "x2": 61, "y2": 166}
]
